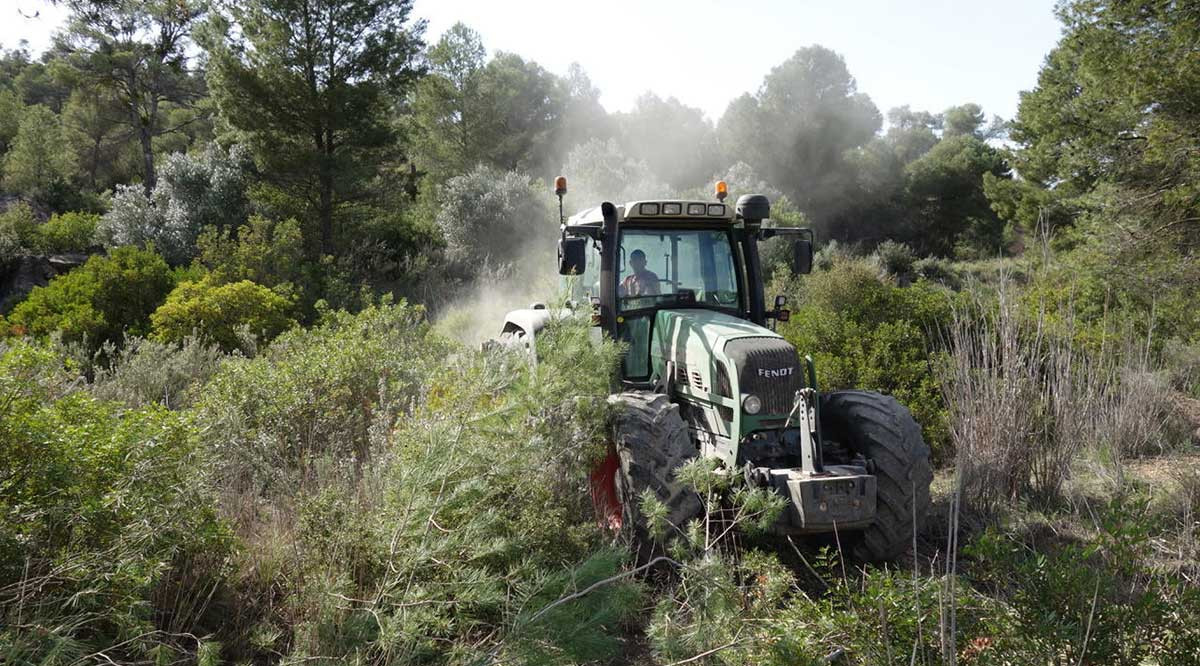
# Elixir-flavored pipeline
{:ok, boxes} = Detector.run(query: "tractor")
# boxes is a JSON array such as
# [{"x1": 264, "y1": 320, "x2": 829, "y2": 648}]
[{"x1": 495, "y1": 178, "x2": 932, "y2": 561}]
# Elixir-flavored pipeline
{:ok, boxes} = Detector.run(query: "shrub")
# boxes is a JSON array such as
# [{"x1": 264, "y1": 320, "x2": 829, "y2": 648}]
[
  {"x1": 912, "y1": 255, "x2": 962, "y2": 288},
  {"x1": 195, "y1": 298, "x2": 453, "y2": 494},
  {"x1": 1163, "y1": 338, "x2": 1200, "y2": 398},
  {"x1": 32, "y1": 210, "x2": 98, "y2": 254},
  {"x1": 872, "y1": 239, "x2": 915, "y2": 278},
  {"x1": 967, "y1": 499, "x2": 1200, "y2": 665},
  {"x1": 940, "y1": 280, "x2": 1188, "y2": 514},
  {"x1": 778, "y1": 256, "x2": 955, "y2": 459},
  {"x1": 434, "y1": 164, "x2": 555, "y2": 273},
  {"x1": 351, "y1": 318, "x2": 629, "y2": 663},
  {"x1": 193, "y1": 304, "x2": 636, "y2": 663},
  {"x1": 96, "y1": 144, "x2": 251, "y2": 265},
  {"x1": 813, "y1": 238, "x2": 857, "y2": 271},
  {"x1": 3, "y1": 245, "x2": 173, "y2": 351},
  {"x1": 92, "y1": 334, "x2": 226, "y2": 409},
  {"x1": 196, "y1": 215, "x2": 307, "y2": 292},
  {"x1": 151, "y1": 276, "x2": 297, "y2": 352},
  {"x1": 0, "y1": 340, "x2": 231, "y2": 663}
]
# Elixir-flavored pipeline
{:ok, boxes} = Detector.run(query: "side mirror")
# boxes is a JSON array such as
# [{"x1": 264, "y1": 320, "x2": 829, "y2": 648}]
[
  {"x1": 558, "y1": 237, "x2": 587, "y2": 275},
  {"x1": 793, "y1": 239, "x2": 813, "y2": 275}
]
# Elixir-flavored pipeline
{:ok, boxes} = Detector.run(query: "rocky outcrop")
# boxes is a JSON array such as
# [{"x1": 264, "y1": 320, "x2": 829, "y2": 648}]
[
  {"x1": 0, "y1": 252, "x2": 89, "y2": 314},
  {"x1": 0, "y1": 255, "x2": 54, "y2": 314}
]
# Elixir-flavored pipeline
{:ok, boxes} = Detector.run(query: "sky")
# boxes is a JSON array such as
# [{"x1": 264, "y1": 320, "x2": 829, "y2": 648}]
[{"x1": 1, "y1": 0, "x2": 1064, "y2": 125}]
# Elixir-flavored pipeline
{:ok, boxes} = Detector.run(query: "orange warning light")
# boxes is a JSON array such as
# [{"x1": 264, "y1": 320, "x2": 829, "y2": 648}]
[
  {"x1": 715, "y1": 180, "x2": 728, "y2": 202},
  {"x1": 554, "y1": 176, "x2": 568, "y2": 196}
]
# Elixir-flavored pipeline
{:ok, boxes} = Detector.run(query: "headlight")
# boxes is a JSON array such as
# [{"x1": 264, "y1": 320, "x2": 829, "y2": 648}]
[{"x1": 742, "y1": 394, "x2": 762, "y2": 415}]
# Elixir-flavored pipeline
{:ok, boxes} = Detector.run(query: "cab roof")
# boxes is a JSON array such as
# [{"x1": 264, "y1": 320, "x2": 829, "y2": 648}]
[{"x1": 565, "y1": 199, "x2": 736, "y2": 231}]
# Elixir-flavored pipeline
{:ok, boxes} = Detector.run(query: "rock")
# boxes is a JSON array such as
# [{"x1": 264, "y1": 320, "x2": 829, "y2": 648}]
[
  {"x1": 48, "y1": 253, "x2": 90, "y2": 272},
  {"x1": 0, "y1": 255, "x2": 54, "y2": 314}
]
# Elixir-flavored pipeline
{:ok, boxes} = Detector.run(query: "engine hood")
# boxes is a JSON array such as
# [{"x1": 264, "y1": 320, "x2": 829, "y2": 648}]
[
  {"x1": 650, "y1": 308, "x2": 806, "y2": 449},
  {"x1": 653, "y1": 309, "x2": 781, "y2": 355},
  {"x1": 651, "y1": 308, "x2": 788, "y2": 396}
]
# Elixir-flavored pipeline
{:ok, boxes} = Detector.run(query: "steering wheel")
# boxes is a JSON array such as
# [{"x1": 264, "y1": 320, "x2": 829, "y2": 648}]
[{"x1": 703, "y1": 290, "x2": 738, "y2": 306}]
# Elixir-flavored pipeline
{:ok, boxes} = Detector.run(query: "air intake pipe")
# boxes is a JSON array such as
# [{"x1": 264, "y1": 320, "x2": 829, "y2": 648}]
[
  {"x1": 598, "y1": 201, "x2": 619, "y2": 333},
  {"x1": 736, "y1": 194, "x2": 770, "y2": 326}
]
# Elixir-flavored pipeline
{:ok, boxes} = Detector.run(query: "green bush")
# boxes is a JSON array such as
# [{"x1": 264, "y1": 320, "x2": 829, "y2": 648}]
[
  {"x1": 813, "y1": 238, "x2": 858, "y2": 271},
  {"x1": 708, "y1": 552, "x2": 1011, "y2": 666},
  {"x1": 32, "y1": 210, "x2": 98, "y2": 254},
  {"x1": 151, "y1": 276, "x2": 297, "y2": 352},
  {"x1": 354, "y1": 318, "x2": 631, "y2": 664},
  {"x1": 777, "y1": 257, "x2": 956, "y2": 459},
  {"x1": 872, "y1": 239, "x2": 916, "y2": 278},
  {"x1": 913, "y1": 255, "x2": 962, "y2": 288},
  {"x1": 3, "y1": 245, "x2": 173, "y2": 351},
  {"x1": 196, "y1": 215, "x2": 308, "y2": 293},
  {"x1": 0, "y1": 340, "x2": 231, "y2": 663}
]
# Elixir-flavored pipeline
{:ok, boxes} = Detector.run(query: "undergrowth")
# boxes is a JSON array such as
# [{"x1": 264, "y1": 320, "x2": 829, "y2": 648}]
[{"x1": 2, "y1": 287, "x2": 1199, "y2": 664}]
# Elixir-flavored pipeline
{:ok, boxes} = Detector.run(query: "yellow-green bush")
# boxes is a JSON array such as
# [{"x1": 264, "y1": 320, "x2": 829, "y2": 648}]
[
  {"x1": 192, "y1": 301, "x2": 639, "y2": 663},
  {"x1": 31, "y1": 210, "x2": 98, "y2": 254},
  {"x1": 150, "y1": 275, "x2": 297, "y2": 351}
]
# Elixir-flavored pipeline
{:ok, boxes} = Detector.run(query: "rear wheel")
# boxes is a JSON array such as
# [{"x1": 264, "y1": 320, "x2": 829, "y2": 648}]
[
  {"x1": 820, "y1": 390, "x2": 933, "y2": 562},
  {"x1": 595, "y1": 391, "x2": 702, "y2": 560}
]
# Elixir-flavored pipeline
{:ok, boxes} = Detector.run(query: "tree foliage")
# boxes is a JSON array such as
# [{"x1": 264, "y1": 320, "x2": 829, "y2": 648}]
[
  {"x1": 433, "y1": 165, "x2": 553, "y2": 272},
  {"x1": 58, "y1": 0, "x2": 209, "y2": 192},
  {"x1": 995, "y1": 0, "x2": 1200, "y2": 341},
  {"x1": 207, "y1": 0, "x2": 425, "y2": 255},
  {"x1": 2, "y1": 104, "x2": 75, "y2": 199},
  {"x1": 718, "y1": 46, "x2": 881, "y2": 225},
  {"x1": 410, "y1": 23, "x2": 567, "y2": 182},
  {"x1": 616, "y1": 93, "x2": 719, "y2": 191}
]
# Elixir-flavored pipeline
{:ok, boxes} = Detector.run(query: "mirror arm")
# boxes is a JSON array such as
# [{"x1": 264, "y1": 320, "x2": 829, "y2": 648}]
[{"x1": 759, "y1": 227, "x2": 813, "y2": 242}]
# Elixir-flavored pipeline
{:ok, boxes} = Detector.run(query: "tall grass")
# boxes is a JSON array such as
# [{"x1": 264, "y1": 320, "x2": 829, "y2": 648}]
[{"x1": 939, "y1": 275, "x2": 1185, "y2": 517}]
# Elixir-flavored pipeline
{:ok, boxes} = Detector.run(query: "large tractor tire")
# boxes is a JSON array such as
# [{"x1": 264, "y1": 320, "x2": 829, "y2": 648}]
[
  {"x1": 595, "y1": 392, "x2": 703, "y2": 559},
  {"x1": 820, "y1": 390, "x2": 933, "y2": 562}
]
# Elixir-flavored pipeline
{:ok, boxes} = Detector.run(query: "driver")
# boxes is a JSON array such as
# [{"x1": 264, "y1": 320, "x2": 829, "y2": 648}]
[{"x1": 621, "y1": 249, "x2": 660, "y2": 296}]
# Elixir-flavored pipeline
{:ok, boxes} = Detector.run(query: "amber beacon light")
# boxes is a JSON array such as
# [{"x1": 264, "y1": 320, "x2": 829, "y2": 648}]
[{"x1": 715, "y1": 180, "x2": 728, "y2": 202}]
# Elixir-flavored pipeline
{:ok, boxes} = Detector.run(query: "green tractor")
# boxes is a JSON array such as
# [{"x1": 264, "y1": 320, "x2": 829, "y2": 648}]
[{"x1": 497, "y1": 179, "x2": 932, "y2": 561}]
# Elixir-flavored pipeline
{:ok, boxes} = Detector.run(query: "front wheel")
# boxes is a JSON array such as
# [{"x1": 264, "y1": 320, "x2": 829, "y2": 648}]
[
  {"x1": 820, "y1": 390, "x2": 933, "y2": 562},
  {"x1": 593, "y1": 392, "x2": 702, "y2": 561}
]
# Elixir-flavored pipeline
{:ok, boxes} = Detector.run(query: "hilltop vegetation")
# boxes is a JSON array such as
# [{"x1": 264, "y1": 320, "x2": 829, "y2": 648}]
[{"x1": 1, "y1": 0, "x2": 1199, "y2": 664}]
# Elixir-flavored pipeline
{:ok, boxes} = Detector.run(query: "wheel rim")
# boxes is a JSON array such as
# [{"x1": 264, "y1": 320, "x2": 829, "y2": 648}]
[{"x1": 589, "y1": 447, "x2": 622, "y2": 531}]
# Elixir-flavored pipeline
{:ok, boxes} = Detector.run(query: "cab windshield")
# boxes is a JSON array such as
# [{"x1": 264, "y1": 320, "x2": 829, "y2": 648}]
[{"x1": 618, "y1": 228, "x2": 741, "y2": 313}]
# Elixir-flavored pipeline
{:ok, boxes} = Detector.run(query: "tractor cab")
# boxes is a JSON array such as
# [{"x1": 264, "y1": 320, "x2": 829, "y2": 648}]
[{"x1": 556, "y1": 185, "x2": 813, "y2": 387}]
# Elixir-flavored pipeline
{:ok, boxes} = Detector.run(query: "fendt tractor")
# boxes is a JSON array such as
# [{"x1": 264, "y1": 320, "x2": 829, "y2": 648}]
[{"x1": 496, "y1": 178, "x2": 933, "y2": 561}]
